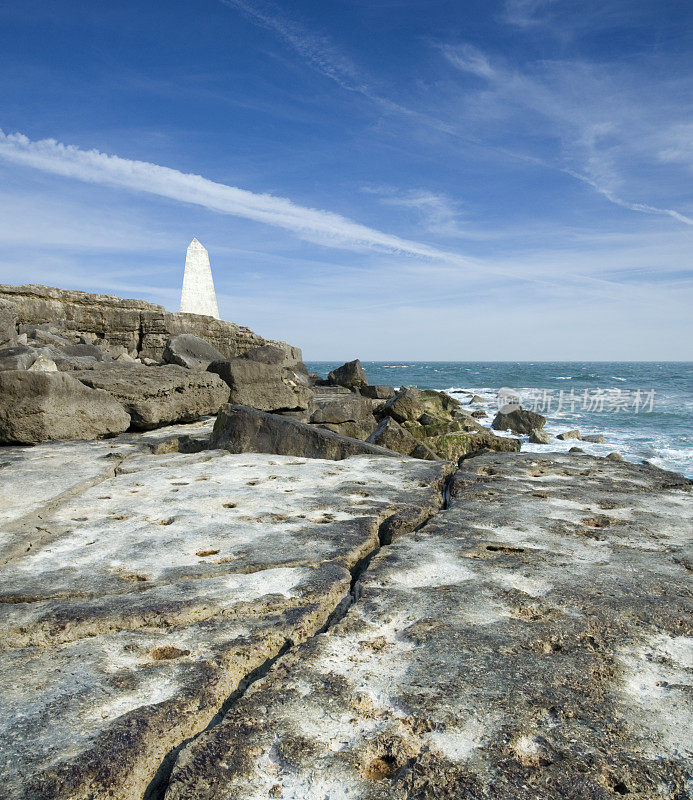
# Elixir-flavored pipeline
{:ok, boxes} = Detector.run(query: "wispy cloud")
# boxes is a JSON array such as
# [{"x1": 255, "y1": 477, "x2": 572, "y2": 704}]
[
  {"x1": 501, "y1": 0, "x2": 558, "y2": 28},
  {"x1": 365, "y1": 186, "x2": 470, "y2": 237},
  {"x1": 220, "y1": 0, "x2": 362, "y2": 91},
  {"x1": 440, "y1": 45, "x2": 693, "y2": 226},
  {"x1": 0, "y1": 129, "x2": 471, "y2": 263},
  {"x1": 221, "y1": 0, "x2": 692, "y2": 227}
]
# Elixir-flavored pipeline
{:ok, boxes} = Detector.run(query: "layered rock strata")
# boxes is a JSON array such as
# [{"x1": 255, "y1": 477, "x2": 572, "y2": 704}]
[{"x1": 0, "y1": 284, "x2": 297, "y2": 362}]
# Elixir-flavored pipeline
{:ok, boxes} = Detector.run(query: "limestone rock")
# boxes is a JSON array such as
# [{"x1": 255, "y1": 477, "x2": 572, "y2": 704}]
[
  {"x1": 427, "y1": 428, "x2": 521, "y2": 460},
  {"x1": 207, "y1": 358, "x2": 313, "y2": 412},
  {"x1": 582, "y1": 434, "x2": 605, "y2": 443},
  {"x1": 0, "y1": 439, "x2": 451, "y2": 800},
  {"x1": 0, "y1": 344, "x2": 39, "y2": 371},
  {"x1": 309, "y1": 392, "x2": 374, "y2": 425},
  {"x1": 367, "y1": 416, "x2": 421, "y2": 456},
  {"x1": 27, "y1": 354, "x2": 58, "y2": 372},
  {"x1": 529, "y1": 428, "x2": 552, "y2": 444},
  {"x1": 557, "y1": 429, "x2": 582, "y2": 440},
  {"x1": 380, "y1": 387, "x2": 460, "y2": 424},
  {"x1": 326, "y1": 359, "x2": 369, "y2": 390},
  {"x1": 0, "y1": 298, "x2": 16, "y2": 345},
  {"x1": 166, "y1": 453, "x2": 692, "y2": 800},
  {"x1": 210, "y1": 405, "x2": 397, "y2": 460},
  {"x1": 492, "y1": 407, "x2": 547, "y2": 435},
  {"x1": 73, "y1": 364, "x2": 229, "y2": 430},
  {"x1": 0, "y1": 371, "x2": 130, "y2": 443},
  {"x1": 361, "y1": 384, "x2": 396, "y2": 400},
  {"x1": 162, "y1": 334, "x2": 226, "y2": 370},
  {"x1": 0, "y1": 284, "x2": 296, "y2": 363},
  {"x1": 238, "y1": 343, "x2": 302, "y2": 368}
]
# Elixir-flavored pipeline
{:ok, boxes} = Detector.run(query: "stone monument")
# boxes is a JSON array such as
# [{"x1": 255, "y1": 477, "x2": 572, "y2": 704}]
[{"x1": 179, "y1": 238, "x2": 220, "y2": 319}]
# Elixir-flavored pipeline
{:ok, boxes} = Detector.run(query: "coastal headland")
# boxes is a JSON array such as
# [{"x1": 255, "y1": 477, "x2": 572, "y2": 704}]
[{"x1": 0, "y1": 285, "x2": 691, "y2": 800}]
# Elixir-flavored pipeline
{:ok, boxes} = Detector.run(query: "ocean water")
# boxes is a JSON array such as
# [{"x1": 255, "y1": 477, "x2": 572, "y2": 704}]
[{"x1": 305, "y1": 362, "x2": 693, "y2": 478}]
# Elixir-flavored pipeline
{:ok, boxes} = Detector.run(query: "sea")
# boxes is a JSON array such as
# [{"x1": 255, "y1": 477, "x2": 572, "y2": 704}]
[{"x1": 304, "y1": 362, "x2": 693, "y2": 479}]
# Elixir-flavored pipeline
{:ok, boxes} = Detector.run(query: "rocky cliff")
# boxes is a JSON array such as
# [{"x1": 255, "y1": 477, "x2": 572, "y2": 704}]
[{"x1": 0, "y1": 284, "x2": 298, "y2": 362}]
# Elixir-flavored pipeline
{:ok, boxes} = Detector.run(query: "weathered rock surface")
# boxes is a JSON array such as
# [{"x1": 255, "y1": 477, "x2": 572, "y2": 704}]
[
  {"x1": 361, "y1": 385, "x2": 396, "y2": 400},
  {"x1": 162, "y1": 334, "x2": 226, "y2": 370},
  {"x1": 380, "y1": 387, "x2": 460, "y2": 424},
  {"x1": 208, "y1": 358, "x2": 312, "y2": 412},
  {"x1": 582, "y1": 434, "x2": 605, "y2": 443},
  {"x1": 367, "y1": 416, "x2": 422, "y2": 456},
  {"x1": 0, "y1": 344, "x2": 39, "y2": 371},
  {"x1": 210, "y1": 405, "x2": 398, "y2": 461},
  {"x1": 529, "y1": 428, "x2": 553, "y2": 444},
  {"x1": 492, "y1": 407, "x2": 547, "y2": 435},
  {"x1": 0, "y1": 284, "x2": 297, "y2": 362},
  {"x1": 0, "y1": 298, "x2": 16, "y2": 345},
  {"x1": 165, "y1": 453, "x2": 693, "y2": 800},
  {"x1": 557, "y1": 429, "x2": 582, "y2": 440},
  {"x1": 327, "y1": 359, "x2": 369, "y2": 390},
  {"x1": 73, "y1": 364, "x2": 230, "y2": 430},
  {"x1": 0, "y1": 371, "x2": 131, "y2": 444},
  {"x1": 0, "y1": 433, "x2": 451, "y2": 800}
]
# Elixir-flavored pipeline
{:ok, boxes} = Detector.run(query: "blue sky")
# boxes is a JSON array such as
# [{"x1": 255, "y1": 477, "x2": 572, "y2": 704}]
[{"x1": 0, "y1": 0, "x2": 691, "y2": 359}]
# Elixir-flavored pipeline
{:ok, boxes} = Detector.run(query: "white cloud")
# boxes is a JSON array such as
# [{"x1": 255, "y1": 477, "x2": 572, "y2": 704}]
[
  {"x1": 220, "y1": 0, "x2": 362, "y2": 91},
  {"x1": 365, "y1": 186, "x2": 470, "y2": 237},
  {"x1": 440, "y1": 45, "x2": 693, "y2": 227},
  {"x1": 501, "y1": 0, "x2": 558, "y2": 28},
  {"x1": 0, "y1": 129, "x2": 473, "y2": 262},
  {"x1": 437, "y1": 44, "x2": 496, "y2": 80}
]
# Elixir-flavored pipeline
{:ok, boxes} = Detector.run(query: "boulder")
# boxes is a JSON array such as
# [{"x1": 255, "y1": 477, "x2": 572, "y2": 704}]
[
  {"x1": 491, "y1": 408, "x2": 546, "y2": 435},
  {"x1": 0, "y1": 299, "x2": 17, "y2": 346},
  {"x1": 360, "y1": 385, "x2": 396, "y2": 400},
  {"x1": 0, "y1": 371, "x2": 130, "y2": 443},
  {"x1": 210, "y1": 405, "x2": 397, "y2": 460},
  {"x1": 26, "y1": 326, "x2": 73, "y2": 346},
  {"x1": 471, "y1": 409, "x2": 487, "y2": 418},
  {"x1": 208, "y1": 358, "x2": 313, "y2": 412},
  {"x1": 367, "y1": 416, "x2": 420, "y2": 456},
  {"x1": 309, "y1": 392, "x2": 377, "y2": 441},
  {"x1": 50, "y1": 343, "x2": 113, "y2": 371},
  {"x1": 162, "y1": 333, "x2": 226, "y2": 370},
  {"x1": 238, "y1": 344, "x2": 301, "y2": 368},
  {"x1": 380, "y1": 387, "x2": 460, "y2": 424},
  {"x1": 326, "y1": 359, "x2": 369, "y2": 390},
  {"x1": 73, "y1": 364, "x2": 229, "y2": 430},
  {"x1": 557, "y1": 429, "x2": 582, "y2": 441},
  {"x1": 470, "y1": 394, "x2": 485, "y2": 403},
  {"x1": 309, "y1": 394, "x2": 374, "y2": 425},
  {"x1": 27, "y1": 354, "x2": 58, "y2": 372},
  {"x1": 529, "y1": 428, "x2": 553, "y2": 444},
  {"x1": 424, "y1": 429, "x2": 521, "y2": 460},
  {"x1": 582, "y1": 434, "x2": 605, "y2": 444},
  {"x1": 0, "y1": 344, "x2": 39, "y2": 371}
]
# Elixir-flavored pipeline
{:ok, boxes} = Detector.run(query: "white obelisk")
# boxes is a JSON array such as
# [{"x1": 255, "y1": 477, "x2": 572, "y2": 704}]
[{"x1": 179, "y1": 238, "x2": 220, "y2": 318}]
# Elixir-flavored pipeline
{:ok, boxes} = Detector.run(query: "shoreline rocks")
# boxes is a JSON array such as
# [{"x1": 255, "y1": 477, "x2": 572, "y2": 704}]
[{"x1": 0, "y1": 371, "x2": 131, "y2": 443}]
